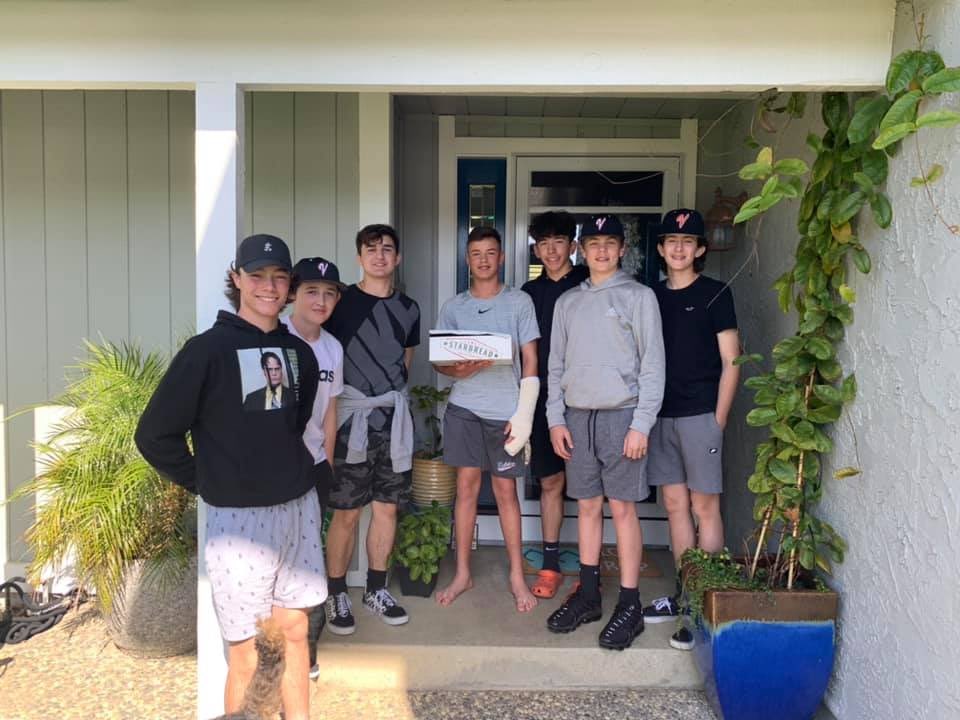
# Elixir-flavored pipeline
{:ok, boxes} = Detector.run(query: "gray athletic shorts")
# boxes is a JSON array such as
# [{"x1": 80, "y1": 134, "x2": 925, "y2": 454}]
[
  {"x1": 442, "y1": 402, "x2": 525, "y2": 478},
  {"x1": 565, "y1": 407, "x2": 650, "y2": 502},
  {"x1": 205, "y1": 489, "x2": 328, "y2": 642},
  {"x1": 647, "y1": 413, "x2": 724, "y2": 495}
]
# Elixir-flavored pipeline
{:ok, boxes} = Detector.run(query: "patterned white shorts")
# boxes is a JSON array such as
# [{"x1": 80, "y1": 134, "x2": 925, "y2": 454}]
[{"x1": 205, "y1": 489, "x2": 327, "y2": 642}]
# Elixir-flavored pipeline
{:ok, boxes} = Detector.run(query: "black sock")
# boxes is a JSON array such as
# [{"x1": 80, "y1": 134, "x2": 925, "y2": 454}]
[
  {"x1": 366, "y1": 568, "x2": 387, "y2": 593},
  {"x1": 542, "y1": 541, "x2": 560, "y2": 572},
  {"x1": 329, "y1": 575, "x2": 348, "y2": 595},
  {"x1": 579, "y1": 564, "x2": 601, "y2": 602},
  {"x1": 619, "y1": 585, "x2": 640, "y2": 607}
]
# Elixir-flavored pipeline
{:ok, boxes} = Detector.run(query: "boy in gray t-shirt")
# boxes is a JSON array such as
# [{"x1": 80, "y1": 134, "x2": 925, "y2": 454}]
[{"x1": 433, "y1": 226, "x2": 541, "y2": 613}]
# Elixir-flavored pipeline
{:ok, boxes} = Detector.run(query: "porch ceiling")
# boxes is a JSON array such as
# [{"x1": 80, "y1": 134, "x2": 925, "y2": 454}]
[{"x1": 394, "y1": 95, "x2": 745, "y2": 121}]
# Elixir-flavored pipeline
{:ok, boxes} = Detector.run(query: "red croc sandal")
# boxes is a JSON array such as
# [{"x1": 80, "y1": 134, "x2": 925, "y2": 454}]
[{"x1": 531, "y1": 569, "x2": 564, "y2": 599}]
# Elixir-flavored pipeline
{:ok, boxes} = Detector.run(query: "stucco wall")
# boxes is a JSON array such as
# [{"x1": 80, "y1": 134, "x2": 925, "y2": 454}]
[{"x1": 708, "y1": 2, "x2": 959, "y2": 717}]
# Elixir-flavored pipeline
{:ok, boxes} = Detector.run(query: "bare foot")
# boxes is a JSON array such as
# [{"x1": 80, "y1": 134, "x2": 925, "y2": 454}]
[
  {"x1": 436, "y1": 573, "x2": 474, "y2": 606},
  {"x1": 511, "y1": 575, "x2": 538, "y2": 613}
]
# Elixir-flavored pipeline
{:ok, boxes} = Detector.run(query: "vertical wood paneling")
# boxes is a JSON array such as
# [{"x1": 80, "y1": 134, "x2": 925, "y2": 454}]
[
  {"x1": 335, "y1": 93, "x2": 359, "y2": 280},
  {"x1": 168, "y1": 91, "x2": 196, "y2": 343},
  {"x1": 85, "y1": 91, "x2": 129, "y2": 345},
  {"x1": 126, "y1": 91, "x2": 171, "y2": 352},
  {"x1": 42, "y1": 91, "x2": 88, "y2": 395},
  {"x1": 251, "y1": 92, "x2": 294, "y2": 246},
  {"x1": 1, "y1": 91, "x2": 48, "y2": 561},
  {"x1": 293, "y1": 93, "x2": 338, "y2": 260},
  {"x1": 243, "y1": 92, "x2": 253, "y2": 238}
]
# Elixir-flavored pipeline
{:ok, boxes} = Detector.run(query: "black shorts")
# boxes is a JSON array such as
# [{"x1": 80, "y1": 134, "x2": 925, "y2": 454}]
[
  {"x1": 529, "y1": 388, "x2": 565, "y2": 479},
  {"x1": 330, "y1": 426, "x2": 411, "y2": 510}
]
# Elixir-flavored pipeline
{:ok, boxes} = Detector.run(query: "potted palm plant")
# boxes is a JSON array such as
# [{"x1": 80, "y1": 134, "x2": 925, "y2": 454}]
[
  {"x1": 11, "y1": 340, "x2": 197, "y2": 657},
  {"x1": 391, "y1": 501, "x2": 452, "y2": 597},
  {"x1": 409, "y1": 384, "x2": 456, "y2": 507}
]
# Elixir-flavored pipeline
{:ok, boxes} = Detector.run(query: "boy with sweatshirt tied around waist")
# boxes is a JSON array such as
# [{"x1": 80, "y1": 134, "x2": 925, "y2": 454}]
[{"x1": 545, "y1": 215, "x2": 665, "y2": 650}]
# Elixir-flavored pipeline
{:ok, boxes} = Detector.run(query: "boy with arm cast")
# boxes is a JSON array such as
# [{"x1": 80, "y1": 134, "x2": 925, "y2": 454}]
[
  {"x1": 135, "y1": 234, "x2": 323, "y2": 720},
  {"x1": 545, "y1": 215, "x2": 665, "y2": 650},
  {"x1": 433, "y1": 226, "x2": 541, "y2": 612},
  {"x1": 642, "y1": 209, "x2": 740, "y2": 651},
  {"x1": 520, "y1": 211, "x2": 589, "y2": 599}
]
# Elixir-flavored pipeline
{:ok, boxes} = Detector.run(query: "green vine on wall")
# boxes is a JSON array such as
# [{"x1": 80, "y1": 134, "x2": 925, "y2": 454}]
[{"x1": 730, "y1": 44, "x2": 960, "y2": 590}]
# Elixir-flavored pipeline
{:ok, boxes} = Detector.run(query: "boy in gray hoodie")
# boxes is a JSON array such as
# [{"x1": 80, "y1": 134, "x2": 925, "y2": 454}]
[{"x1": 545, "y1": 215, "x2": 665, "y2": 650}]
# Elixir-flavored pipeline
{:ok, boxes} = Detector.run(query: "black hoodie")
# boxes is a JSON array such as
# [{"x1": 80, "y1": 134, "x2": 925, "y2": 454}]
[{"x1": 136, "y1": 311, "x2": 320, "y2": 508}]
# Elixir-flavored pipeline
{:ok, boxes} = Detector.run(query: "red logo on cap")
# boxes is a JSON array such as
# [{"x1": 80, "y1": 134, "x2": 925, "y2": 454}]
[{"x1": 675, "y1": 213, "x2": 690, "y2": 229}]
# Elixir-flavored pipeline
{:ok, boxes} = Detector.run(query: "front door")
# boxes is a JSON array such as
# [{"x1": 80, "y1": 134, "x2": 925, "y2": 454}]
[{"x1": 475, "y1": 155, "x2": 679, "y2": 547}]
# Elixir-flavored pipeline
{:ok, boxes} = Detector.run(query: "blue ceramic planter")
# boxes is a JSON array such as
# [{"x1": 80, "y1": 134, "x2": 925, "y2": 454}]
[{"x1": 693, "y1": 590, "x2": 838, "y2": 720}]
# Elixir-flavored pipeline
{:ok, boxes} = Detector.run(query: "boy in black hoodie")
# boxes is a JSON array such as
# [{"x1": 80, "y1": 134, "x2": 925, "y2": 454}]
[{"x1": 136, "y1": 234, "x2": 321, "y2": 720}]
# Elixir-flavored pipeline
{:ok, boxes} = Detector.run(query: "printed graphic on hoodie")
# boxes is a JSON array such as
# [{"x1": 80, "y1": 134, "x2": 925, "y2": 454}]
[{"x1": 239, "y1": 348, "x2": 301, "y2": 412}]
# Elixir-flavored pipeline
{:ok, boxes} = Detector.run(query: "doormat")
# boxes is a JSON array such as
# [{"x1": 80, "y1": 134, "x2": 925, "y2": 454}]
[{"x1": 522, "y1": 545, "x2": 662, "y2": 578}]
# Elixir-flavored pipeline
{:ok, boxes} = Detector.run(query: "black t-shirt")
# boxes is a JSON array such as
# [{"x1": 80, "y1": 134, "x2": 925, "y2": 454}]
[
  {"x1": 324, "y1": 285, "x2": 420, "y2": 431},
  {"x1": 653, "y1": 274, "x2": 737, "y2": 417},
  {"x1": 521, "y1": 264, "x2": 590, "y2": 381}
]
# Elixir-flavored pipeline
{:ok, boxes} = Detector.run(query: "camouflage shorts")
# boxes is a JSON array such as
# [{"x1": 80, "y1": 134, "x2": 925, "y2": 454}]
[{"x1": 330, "y1": 426, "x2": 411, "y2": 509}]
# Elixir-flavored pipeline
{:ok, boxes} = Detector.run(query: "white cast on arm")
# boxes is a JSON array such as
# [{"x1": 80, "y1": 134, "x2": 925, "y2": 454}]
[{"x1": 504, "y1": 376, "x2": 540, "y2": 456}]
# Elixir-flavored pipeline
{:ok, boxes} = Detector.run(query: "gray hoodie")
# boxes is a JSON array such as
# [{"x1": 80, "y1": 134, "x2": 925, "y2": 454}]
[{"x1": 546, "y1": 269, "x2": 665, "y2": 435}]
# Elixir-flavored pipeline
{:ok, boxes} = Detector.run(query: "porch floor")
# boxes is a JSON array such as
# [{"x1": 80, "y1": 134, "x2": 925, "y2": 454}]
[{"x1": 316, "y1": 546, "x2": 701, "y2": 691}]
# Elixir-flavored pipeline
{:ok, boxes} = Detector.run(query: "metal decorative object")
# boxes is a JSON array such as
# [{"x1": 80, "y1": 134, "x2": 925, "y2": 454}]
[
  {"x1": 0, "y1": 577, "x2": 82, "y2": 644},
  {"x1": 705, "y1": 188, "x2": 749, "y2": 251}
]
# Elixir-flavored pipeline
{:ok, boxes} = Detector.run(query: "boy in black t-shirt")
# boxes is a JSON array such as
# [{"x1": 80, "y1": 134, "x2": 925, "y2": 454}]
[
  {"x1": 643, "y1": 209, "x2": 740, "y2": 651},
  {"x1": 521, "y1": 211, "x2": 589, "y2": 599},
  {"x1": 322, "y1": 224, "x2": 420, "y2": 635}
]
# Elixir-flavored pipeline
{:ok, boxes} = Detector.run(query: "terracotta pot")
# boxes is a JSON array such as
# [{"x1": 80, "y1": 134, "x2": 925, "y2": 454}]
[
  {"x1": 107, "y1": 556, "x2": 197, "y2": 657},
  {"x1": 411, "y1": 456, "x2": 456, "y2": 507}
]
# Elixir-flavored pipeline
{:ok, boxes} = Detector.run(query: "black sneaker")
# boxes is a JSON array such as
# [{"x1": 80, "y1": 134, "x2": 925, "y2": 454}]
[
  {"x1": 362, "y1": 587, "x2": 410, "y2": 626},
  {"x1": 670, "y1": 625, "x2": 694, "y2": 651},
  {"x1": 546, "y1": 585, "x2": 602, "y2": 633},
  {"x1": 325, "y1": 591, "x2": 356, "y2": 635},
  {"x1": 642, "y1": 595, "x2": 681, "y2": 624},
  {"x1": 598, "y1": 602, "x2": 645, "y2": 650}
]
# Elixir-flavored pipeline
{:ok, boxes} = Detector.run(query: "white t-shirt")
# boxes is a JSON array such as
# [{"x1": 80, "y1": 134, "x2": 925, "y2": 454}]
[{"x1": 282, "y1": 317, "x2": 344, "y2": 463}]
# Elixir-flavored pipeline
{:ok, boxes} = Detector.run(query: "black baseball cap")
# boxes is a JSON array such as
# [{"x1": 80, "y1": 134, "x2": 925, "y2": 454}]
[
  {"x1": 660, "y1": 208, "x2": 705, "y2": 238},
  {"x1": 580, "y1": 214, "x2": 625, "y2": 240},
  {"x1": 236, "y1": 234, "x2": 292, "y2": 273},
  {"x1": 292, "y1": 257, "x2": 345, "y2": 288}
]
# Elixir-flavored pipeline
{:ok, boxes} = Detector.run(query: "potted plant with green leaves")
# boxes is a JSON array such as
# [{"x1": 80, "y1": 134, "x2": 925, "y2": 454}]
[
  {"x1": 410, "y1": 384, "x2": 456, "y2": 507},
  {"x1": 683, "y1": 46, "x2": 960, "y2": 720},
  {"x1": 392, "y1": 501, "x2": 452, "y2": 597},
  {"x1": 11, "y1": 340, "x2": 197, "y2": 657}
]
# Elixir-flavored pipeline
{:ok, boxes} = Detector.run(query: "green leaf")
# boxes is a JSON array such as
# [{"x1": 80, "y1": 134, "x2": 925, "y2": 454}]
[
  {"x1": 817, "y1": 358, "x2": 843, "y2": 382},
  {"x1": 860, "y1": 150, "x2": 889, "y2": 186},
  {"x1": 806, "y1": 337, "x2": 835, "y2": 360},
  {"x1": 771, "y1": 421, "x2": 798, "y2": 445},
  {"x1": 838, "y1": 283, "x2": 856, "y2": 303},
  {"x1": 812, "y1": 153, "x2": 834, "y2": 184},
  {"x1": 834, "y1": 303, "x2": 854, "y2": 325},
  {"x1": 821, "y1": 93, "x2": 848, "y2": 134},
  {"x1": 746, "y1": 407, "x2": 779, "y2": 427},
  {"x1": 847, "y1": 95, "x2": 891, "y2": 144},
  {"x1": 799, "y1": 308, "x2": 827, "y2": 334},
  {"x1": 886, "y1": 50, "x2": 922, "y2": 95},
  {"x1": 745, "y1": 374, "x2": 775, "y2": 390},
  {"x1": 852, "y1": 247, "x2": 872, "y2": 274},
  {"x1": 757, "y1": 146, "x2": 773, "y2": 166},
  {"x1": 761, "y1": 175, "x2": 780, "y2": 197},
  {"x1": 734, "y1": 204, "x2": 763, "y2": 224},
  {"x1": 748, "y1": 472, "x2": 775, "y2": 494},
  {"x1": 921, "y1": 67, "x2": 960, "y2": 94},
  {"x1": 806, "y1": 133, "x2": 824, "y2": 154},
  {"x1": 911, "y1": 163, "x2": 945, "y2": 187},
  {"x1": 833, "y1": 466, "x2": 862, "y2": 479},
  {"x1": 841, "y1": 374, "x2": 857, "y2": 402},
  {"x1": 917, "y1": 51, "x2": 946, "y2": 81},
  {"x1": 776, "y1": 389, "x2": 802, "y2": 419},
  {"x1": 807, "y1": 403, "x2": 842, "y2": 424},
  {"x1": 872, "y1": 122, "x2": 917, "y2": 150},
  {"x1": 869, "y1": 193, "x2": 893, "y2": 229},
  {"x1": 915, "y1": 109, "x2": 960, "y2": 129},
  {"x1": 799, "y1": 547, "x2": 816, "y2": 571},
  {"x1": 879, "y1": 90, "x2": 923, "y2": 131},
  {"x1": 769, "y1": 458, "x2": 798, "y2": 485},
  {"x1": 852, "y1": 172, "x2": 875, "y2": 194},
  {"x1": 754, "y1": 386, "x2": 779, "y2": 406},
  {"x1": 813, "y1": 383, "x2": 843, "y2": 406},
  {"x1": 772, "y1": 336, "x2": 806, "y2": 361},
  {"x1": 830, "y1": 191, "x2": 866, "y2": 226},
  {"x1": 779, "y1": 177, "x2": 804, "y2": 199},
  {"x1": 739, "y1": 162, "x2": 774, "y2": 180},
  {"x1": 773, "y1": 158, "x2": 810, "y2": 176},
  {"x1": 733, "y1": 353, "x2": 763, "y2": 367}
]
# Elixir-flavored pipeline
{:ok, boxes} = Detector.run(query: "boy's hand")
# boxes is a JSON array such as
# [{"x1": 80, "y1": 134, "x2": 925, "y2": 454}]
[
  {"x1": 550, "y1": 425, "x2": 574, "y2": 460},
  {"x1": 435, "y1": 359, "x2": 494, "y2": 379},
  {"x1": 623, "y1": 429, "x2": 648, "y2": 460},
  {"x1": 715, "y1": 412, "x2": 727, "y2": 430}
]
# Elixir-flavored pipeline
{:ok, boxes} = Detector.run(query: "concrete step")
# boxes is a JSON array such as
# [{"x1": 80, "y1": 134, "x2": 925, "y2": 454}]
[{"x1": 315, "y1": 547, "x2": 700, "y2": 690}]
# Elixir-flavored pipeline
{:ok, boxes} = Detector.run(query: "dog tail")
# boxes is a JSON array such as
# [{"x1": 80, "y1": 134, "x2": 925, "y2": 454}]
[{"x1": 238, "y1": 618, "x2": 286, "y2": 720}]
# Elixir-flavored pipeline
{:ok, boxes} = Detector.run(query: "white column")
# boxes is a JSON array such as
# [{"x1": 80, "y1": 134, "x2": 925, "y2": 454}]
[{"x1": 194, "y1": 80, "x2": 244, "y2": 720}]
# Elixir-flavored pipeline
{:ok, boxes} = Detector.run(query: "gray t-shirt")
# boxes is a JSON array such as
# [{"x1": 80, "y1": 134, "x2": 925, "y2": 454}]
[{"x1": 436, "y1": 286, "x2": 540, "y2": 421}]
